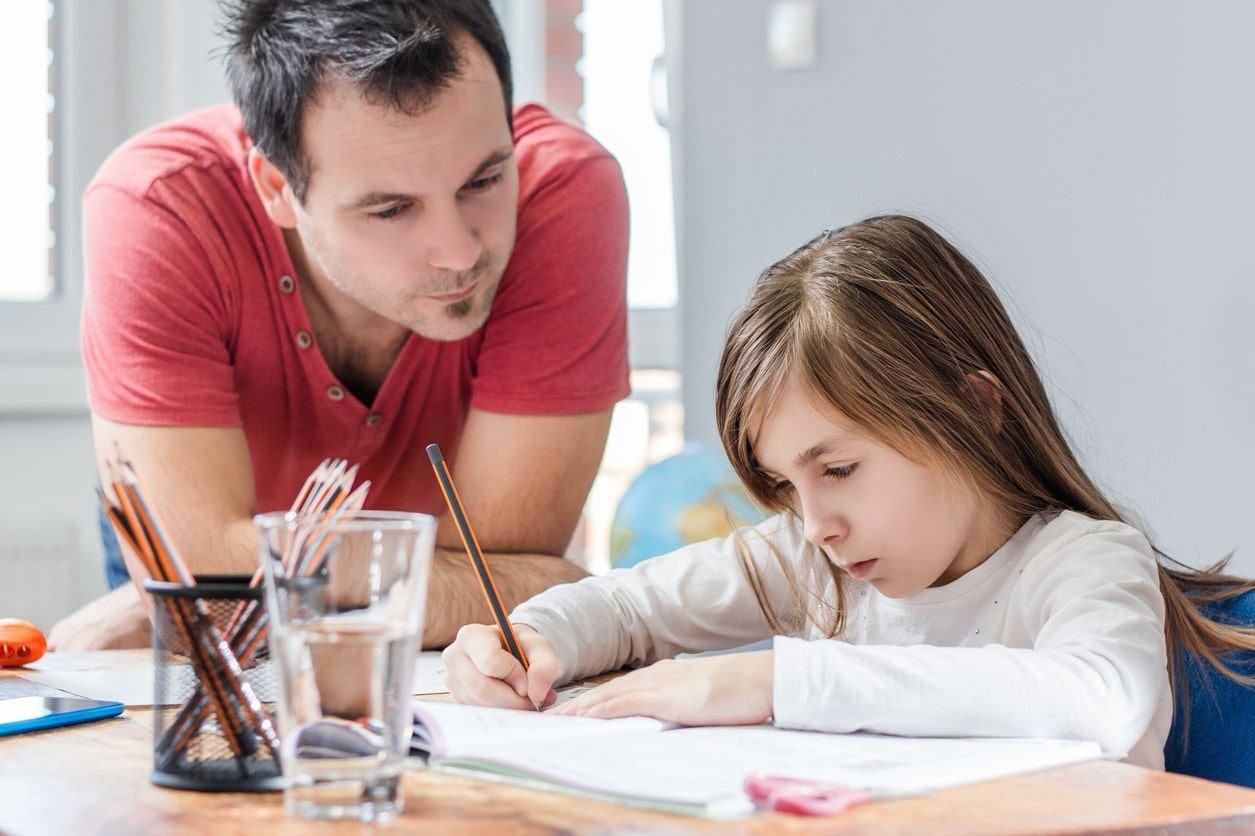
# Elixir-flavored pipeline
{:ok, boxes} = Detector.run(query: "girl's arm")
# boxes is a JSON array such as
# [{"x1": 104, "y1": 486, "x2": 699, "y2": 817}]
[
  {"x1": 774, "y1": 520, "x2": 1170, "y2": 766},
  {"x1": 510, "y1": 513, "x2": 807, "y2": 684}
]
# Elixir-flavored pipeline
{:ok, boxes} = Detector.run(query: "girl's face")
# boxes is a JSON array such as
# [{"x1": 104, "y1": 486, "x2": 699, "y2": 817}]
[{"x1": 753, "y1": 379, "x2": 1012, "y2": 598}]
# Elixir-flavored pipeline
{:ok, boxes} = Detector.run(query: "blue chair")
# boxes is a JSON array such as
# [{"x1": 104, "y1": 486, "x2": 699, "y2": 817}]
[{"x1": 1164, "y1": 590, "x2": 1255, "y2": 787}]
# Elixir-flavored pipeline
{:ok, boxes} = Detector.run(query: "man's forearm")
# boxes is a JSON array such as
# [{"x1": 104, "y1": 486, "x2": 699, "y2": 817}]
[
  {"x1": 47, "y1": 584, "x2": 153, "y2": 651},
  {"x1": 422, "y1": 548, "x2": 588, "y2": 648}
]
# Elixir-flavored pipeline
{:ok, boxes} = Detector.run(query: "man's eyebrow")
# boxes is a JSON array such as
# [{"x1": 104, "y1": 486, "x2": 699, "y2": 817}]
[
  {"x1": 342, "y1": 190, "x2": 415, "y2": 212},
  {"x1": 468, "y1": 147, "x2": 515, "y2": 180},
  {"x1": 339, "y1": 147, "x2": 515, "y2": 212}
]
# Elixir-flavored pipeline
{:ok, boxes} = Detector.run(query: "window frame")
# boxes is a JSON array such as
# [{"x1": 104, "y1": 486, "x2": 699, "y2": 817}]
[
  {"x1": 0, "y1": 1, "x2": 124, "y2": 413},
  {"x1": 497, "y1": 0, "x2": 680, "y2": 373},
  {"x1": 0, "y1": 0, "x2": 232, "y2": 415}
]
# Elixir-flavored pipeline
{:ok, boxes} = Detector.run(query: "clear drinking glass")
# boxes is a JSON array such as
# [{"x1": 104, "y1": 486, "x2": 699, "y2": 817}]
[{"x1": 256, "y1": 510, "x2": 436, "y2": 822}]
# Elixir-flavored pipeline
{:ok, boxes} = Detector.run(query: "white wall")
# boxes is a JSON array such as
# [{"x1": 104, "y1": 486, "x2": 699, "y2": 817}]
[{"x1": 671, "y1": 0, "x2": 1255, "y2": 572}]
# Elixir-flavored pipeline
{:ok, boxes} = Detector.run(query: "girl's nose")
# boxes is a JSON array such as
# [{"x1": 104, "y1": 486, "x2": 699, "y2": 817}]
[{"x1": 800, "y1": 492, "x2": 846, "y2": 547}]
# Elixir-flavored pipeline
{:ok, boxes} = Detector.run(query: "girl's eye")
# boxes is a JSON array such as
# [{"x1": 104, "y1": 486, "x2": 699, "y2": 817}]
[
  {"x1": 369, "y1": 203, "x2": 409, "y2": 221},
  {"x1": 823, "y1": 464, "x2": 857, "y2": 480}
]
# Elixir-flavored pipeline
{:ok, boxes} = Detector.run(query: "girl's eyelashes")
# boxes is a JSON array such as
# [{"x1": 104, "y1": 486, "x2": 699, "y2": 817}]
[
  {"x1": 823, "y1": 463, "x2": 858, "y2": 480},
  {"x1": 762, "y1": 464, "x2": 855, "y2": 496},
  {"x1": 756, "y1": 471, "x2": 792, "y2": 498},
  {"x1": 771, "y1": 479, "x2": 794, "y2": 496}
]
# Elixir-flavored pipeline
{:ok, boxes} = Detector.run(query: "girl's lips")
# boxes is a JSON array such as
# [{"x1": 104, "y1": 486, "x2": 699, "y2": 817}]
[{"x1": 844, "y1": 559, "x2": 877, "y2": 580}]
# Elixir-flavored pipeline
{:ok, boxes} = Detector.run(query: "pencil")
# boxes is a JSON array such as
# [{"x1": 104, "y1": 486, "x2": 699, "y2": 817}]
[
  {"x1": 100, "y1": 456, "x2": 277, "y2": 762},
  {"x1": 425, "y1": 443, "x2": 533, "y2": 675},
  {"x1": 165, "y1": 458, "x2": 370, "y2": 761}
]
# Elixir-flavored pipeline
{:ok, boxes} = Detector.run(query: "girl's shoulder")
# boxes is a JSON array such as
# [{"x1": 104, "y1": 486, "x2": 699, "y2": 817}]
[
  {"x1": 1016, "y1": 510, "x2": 1157, "y2": 580},
  {"x1": 1034, "y1": 509, "x2": 1152, "y2": 549}
]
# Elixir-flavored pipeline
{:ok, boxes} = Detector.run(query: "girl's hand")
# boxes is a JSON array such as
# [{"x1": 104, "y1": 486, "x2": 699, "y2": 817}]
[
  {"x1": 442, "y1": 622, "x2": 561, "y2": 710},
  {"x1": 548, "y1": 650, "x2": 774, "y2": 727}
]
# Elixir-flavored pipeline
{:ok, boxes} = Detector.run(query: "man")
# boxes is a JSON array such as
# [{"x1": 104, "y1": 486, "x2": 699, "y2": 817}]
[{"x1": 50, "y1": 0, "x2": 628, "y2": 649}]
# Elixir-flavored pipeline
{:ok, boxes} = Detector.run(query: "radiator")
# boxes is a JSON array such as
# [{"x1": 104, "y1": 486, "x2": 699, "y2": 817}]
[{"x1": 0, "y1": 520, "x2": 78, "y2": 627}]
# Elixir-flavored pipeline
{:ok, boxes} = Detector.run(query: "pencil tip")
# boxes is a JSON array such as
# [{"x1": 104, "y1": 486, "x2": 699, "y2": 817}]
[{"x1": 426, "y1": 444, "x2": 443, "y2": 464}]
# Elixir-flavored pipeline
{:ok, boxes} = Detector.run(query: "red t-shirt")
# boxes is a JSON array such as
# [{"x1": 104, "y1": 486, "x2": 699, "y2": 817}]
[{"x1": 81, "y1": 103, "x2": 629, "y2": 516}]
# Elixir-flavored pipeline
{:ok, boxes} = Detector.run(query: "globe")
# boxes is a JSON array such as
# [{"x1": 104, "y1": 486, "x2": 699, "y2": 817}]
[{"x1": 610, "y1": 443, "x2": 766, "y2": 569}]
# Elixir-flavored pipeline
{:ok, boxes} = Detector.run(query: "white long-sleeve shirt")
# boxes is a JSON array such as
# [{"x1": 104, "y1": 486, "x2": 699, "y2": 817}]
[{"x1": 512, "y1": 510, "x2": 1172, "y2": 769}]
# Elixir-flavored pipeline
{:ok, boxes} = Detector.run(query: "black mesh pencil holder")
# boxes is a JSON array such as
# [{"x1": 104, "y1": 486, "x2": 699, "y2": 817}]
[{"x1": 145, "y1": 575, "x2": 284, "y2": 792}]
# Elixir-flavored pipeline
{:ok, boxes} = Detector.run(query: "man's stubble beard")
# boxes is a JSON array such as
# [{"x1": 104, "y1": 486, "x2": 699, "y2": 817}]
[
  {"x1": 413, "y1": 266, "x2": 503, "y2": 339},
  {"x1": 447, "y1": 296, "x2": 475, "y2": 320}
]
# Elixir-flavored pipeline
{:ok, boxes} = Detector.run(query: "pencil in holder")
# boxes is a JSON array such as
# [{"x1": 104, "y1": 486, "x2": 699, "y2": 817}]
[{"x1": 145, "y1": 575, "x2": 283, "y2": 792}]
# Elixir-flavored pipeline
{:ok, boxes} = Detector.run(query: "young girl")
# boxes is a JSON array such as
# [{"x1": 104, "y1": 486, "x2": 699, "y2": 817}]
[{"x1": 442, "y1": 214, "x2": 1255, "y2": 769}]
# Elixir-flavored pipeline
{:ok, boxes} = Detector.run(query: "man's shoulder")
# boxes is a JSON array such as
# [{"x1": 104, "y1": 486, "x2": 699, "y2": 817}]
[
  {"x1": 89, "y1": 104, "x2": 251, "y2": 197},
  {"x1": 512, "y1": 103, "x2": 619, "y2": 173},
  {"x1": 510, "y1": 103, "x2": 625, "y2": 221}
]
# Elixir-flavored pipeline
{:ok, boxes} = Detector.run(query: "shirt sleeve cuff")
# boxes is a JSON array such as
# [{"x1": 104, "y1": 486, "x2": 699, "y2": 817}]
[{"x1": 772, "y1": 634, "x2": 867, "y2": 733}]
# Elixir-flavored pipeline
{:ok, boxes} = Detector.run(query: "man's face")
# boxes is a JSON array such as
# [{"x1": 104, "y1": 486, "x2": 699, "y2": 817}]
[{"x1": 286, "y1": 41, "x2": 518, "y2": 342}]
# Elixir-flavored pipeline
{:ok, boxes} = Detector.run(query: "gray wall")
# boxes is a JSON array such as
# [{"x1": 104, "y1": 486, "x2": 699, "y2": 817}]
[{"x1": 671, "y1": 0, "x2": 1255, "y2": 571}]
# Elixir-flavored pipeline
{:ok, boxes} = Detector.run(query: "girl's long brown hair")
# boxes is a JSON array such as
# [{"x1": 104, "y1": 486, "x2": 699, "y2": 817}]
[{"x1": 715, "y1": 215, "x2": 1255, "y2": 692}]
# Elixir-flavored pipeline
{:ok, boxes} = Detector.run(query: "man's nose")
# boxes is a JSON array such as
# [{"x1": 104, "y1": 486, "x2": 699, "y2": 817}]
[{"x1": 426, "y1": 203, "x2": 481, "y2": 272}]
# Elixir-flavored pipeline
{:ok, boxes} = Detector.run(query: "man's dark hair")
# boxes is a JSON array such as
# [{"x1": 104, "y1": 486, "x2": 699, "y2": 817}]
[{"x1": 221, "y1": 0, "x2": 513, "y2": 202}]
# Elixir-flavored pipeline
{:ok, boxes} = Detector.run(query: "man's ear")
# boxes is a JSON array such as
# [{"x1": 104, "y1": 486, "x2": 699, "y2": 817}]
[
  {"x1": 962, "y1": 370, "x2": 1004, "y2": 433},
  {"x1": 247, "y1": 147, "x2": 298, "y2": 228}
]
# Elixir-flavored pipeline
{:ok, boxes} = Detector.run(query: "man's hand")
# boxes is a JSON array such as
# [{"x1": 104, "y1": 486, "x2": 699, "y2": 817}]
[
  {"x1": 64, "y1": 418, "x2": 257, "y2": 651},
  {"x1": 46, "y1": 584, "x2": 152, "y2": 651}
]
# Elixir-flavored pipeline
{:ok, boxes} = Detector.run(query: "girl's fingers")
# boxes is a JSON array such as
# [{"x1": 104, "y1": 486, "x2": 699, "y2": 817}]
[
  {"x1": 442, "y1": 622, "x2": 562, "y2": 710},
  {"x1": 443, "y1": 624, "x2": 530, "y2": 707},
  {"x1": 548, "y1": 678, "x2": 634, "y2": 717},
  {"x1": 516, "y1": 627, "x2": 562, "y2": 706},
  {"x1": 445, "y1": 654, "x2": 532, "y2": 708}
]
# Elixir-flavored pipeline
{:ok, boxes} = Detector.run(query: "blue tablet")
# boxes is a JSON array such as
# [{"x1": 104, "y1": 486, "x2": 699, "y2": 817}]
[{"x1": 0, "y1": 695, "x2": 125, "y2": 736}]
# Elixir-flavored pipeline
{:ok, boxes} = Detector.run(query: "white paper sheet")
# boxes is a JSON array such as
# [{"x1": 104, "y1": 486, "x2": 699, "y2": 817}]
[
  {"x1": 17, "y1": 669, "x2": 158, "y2": 707},
  {"x1": 18, "y1": 650, "x2": 451, "y2": 707}
]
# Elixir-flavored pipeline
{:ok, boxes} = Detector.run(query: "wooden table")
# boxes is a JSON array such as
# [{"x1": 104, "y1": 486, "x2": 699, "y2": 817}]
[{"x1": 4, "y1": 651, "x2": 1255, "y2": 835}]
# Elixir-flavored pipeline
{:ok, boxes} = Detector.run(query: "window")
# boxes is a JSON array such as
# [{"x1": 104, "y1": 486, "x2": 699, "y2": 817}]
[
  {"x1": 497, "y1": 0, "x2": 683, "y2": 570},
  {"x1": 0, "y1": 0, "x2": 229, "y2": 413},
  {"x1": 0, "y1": 0, "x2": 119, "y2": 411},
  {"x1": 0, "y1": 1, "x2": 55, "y2": 304}
]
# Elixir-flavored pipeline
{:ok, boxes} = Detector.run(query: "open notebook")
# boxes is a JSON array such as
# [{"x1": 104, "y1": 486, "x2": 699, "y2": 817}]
[{"x1": 410, "y1": 701, "x2": 1103, "y2": 820}]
